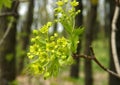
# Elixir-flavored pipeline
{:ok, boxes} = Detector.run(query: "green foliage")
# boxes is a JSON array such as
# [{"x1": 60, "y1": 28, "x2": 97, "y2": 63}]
[
  {"x1": 27, "y1": 0, "x2": 84, "y2": 79},
  {"x1": 0, "y1": 0, "x2": 12, "y2": 9},
  {"x1": 6, "y1": 53, "x2": 13, "y2": 62},
  {"x1": 9, "y1": 80, "x2": 18, "y2": 85}
]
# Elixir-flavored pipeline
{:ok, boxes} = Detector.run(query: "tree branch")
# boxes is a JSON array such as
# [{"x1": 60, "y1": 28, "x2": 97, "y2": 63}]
[
  {"x1": 73, "y1": 47, "x2": 120, "y2": 79},
  {"x1": 111, "y1": 5, "x2": 120, "y2": 74},
  {"x1": 0, "y1": 0, "x2": 19, "y2": 46},
  {"x1": 0, "y1": 19, "x2": 14, "y2": 46},
  {"x1": 0, "y1": 12, "x2": 17, "y2": 17},
  {"x1": 89, "y1": 47, "x2": 120, "y2": 78}
]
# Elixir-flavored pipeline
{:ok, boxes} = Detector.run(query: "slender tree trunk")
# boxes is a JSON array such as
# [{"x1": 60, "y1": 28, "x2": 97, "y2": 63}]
[
  {"x1": 84, "y1": 1, "x2": 98, "y2": 85},
  {"x1": 18, "y1": 0, "x2": 34, "y2": 74},
  {"x1": 70, "y1": 0, "x2": 83, "y2": 78},
  {"x1": 0, "y1": 1, "x2": 19, "y2": 85},
  {"x1": 104, "y1": 0, "x2": 110, "y2": 37},
  {"x1": 109, "y1": 0, "x2": 120, "y2": 85}
]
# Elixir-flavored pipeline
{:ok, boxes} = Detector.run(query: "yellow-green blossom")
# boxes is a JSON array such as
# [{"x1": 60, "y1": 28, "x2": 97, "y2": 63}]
[
  {"x1": 47, "y1": 22, "x2": 52, "y2": 27},
  {"x1": 54, "y1": 33, "x2": 58, "y2": 37},
  {"x1": 33, "y1": 29, "x2": 38, "y2": 35},
  {"x1": 54, "y1": 7, "x2": 63, "y2": 12},
  {"x1": 57, "y1": 37, "x2": 68, "y2": 46},
  {"x1": 70, "y1": 0, "x2": 79, "y2": 7},
  {"x1": 46, "y1": 41, "x2": 56, "y2": 51},
  {"x1": 40, "y1": 22, "x2": 52, "y2": 33},
  {"x1": 64, "y1": 0, "x2": 68, "y2": 3},
  {"x1": 27, "y1": 0, "x2": 82, "y2": 79},
  {"x1": 56, "y1": 1, "x2": 64, "y2": 6}
]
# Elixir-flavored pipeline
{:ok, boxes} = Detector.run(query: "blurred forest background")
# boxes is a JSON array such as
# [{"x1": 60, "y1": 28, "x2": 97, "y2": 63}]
[{"x1": 0, "y1": 0, "x2": 120, "y2": 85}]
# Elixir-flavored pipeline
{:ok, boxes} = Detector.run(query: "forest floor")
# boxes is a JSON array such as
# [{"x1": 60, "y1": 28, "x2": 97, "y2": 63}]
[{"x1": 17, "y1": 69, "x2": 108, "y2": 85}]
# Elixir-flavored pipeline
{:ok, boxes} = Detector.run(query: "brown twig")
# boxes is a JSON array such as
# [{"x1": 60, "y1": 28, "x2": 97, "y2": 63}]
[
  {"x1": 73, "y1": 47, "x2": 120, "y2": 79},
  {"x1": 89, "y1": 47, "x2": 120, "y2": 78}
]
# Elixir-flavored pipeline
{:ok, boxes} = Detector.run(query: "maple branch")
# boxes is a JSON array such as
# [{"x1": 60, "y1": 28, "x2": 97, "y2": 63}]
[
  {"x1": 73, "y1": 47, "x2": 120, "y2": 79},
  {"x1": 89, "y1": 47, "x2": 120, "y2": 78}
]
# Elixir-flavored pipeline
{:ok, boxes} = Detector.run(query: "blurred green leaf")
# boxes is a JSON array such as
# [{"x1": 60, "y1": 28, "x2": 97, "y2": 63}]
[
  {"x1": 0, "y1": 0, "x2": 12, "y2": 9},
  {"x1": 61, "y1": 20, "x2": 72, "y2": 34},
  {"x1": 73, "y1": 27, "x2": 84, "y2": 36},
  {"x1": 6, "y1": 53, "x2": 13, "y2": 62}
]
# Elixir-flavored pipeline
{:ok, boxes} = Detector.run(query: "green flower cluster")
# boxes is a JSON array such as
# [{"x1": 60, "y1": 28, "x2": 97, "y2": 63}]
[
  {"x1": 55, "y1": 0, "x2": 80, "y2": 17},
  {"x1": 27, "y1": 0, "x2": 84, "y2": 79},
  {"x1": 54, "y1": 0, "x2": 83, "y2": 53},
  {"x1": 27, "y1": 22, "x2": 73, "y2": 79}
]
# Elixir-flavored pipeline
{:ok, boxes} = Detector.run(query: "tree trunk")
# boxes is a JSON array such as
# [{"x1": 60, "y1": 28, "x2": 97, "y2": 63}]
[
  {"x1": 84, "y1": 1, "x2": 98, "y2": 85},
  {"x1": 0, "y1": 1, "x2": 19, "y2": 85},
  {"x1": 70, "y1": 0, "x2": 83, "y2": 78},
  {"x1": 104, "y1": 0, "x2": 110, "y2": 37},
  {"x1": 109, "y1": 0, "x2": 120, "y2": 85},
  {"x1": 18, "y1": 0, "x2": 34, "y2": 74}
]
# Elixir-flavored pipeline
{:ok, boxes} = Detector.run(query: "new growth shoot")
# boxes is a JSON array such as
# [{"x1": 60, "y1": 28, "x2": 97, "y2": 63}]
[{"x1": 27, "y1": 0, "x2": 84, "y2": 79}]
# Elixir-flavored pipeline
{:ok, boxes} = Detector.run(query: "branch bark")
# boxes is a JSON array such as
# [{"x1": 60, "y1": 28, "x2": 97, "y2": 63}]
[
  {"x1": 73, "y1": 47, "x2": 120, "y2": 79},
  {"x1": 111, "y1": 5, "x2": 120, "y2": 74}
]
